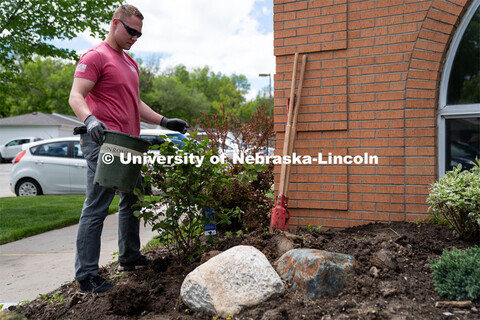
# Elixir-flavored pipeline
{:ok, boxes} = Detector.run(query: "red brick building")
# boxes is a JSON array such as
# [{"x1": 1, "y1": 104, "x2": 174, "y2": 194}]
[{"x1": 273, "y1": 0, "x2": 480, "y2": 227}]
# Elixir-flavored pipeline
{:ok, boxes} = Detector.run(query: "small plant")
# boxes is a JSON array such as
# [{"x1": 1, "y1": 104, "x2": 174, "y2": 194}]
[
  {"x1": 111, "y1": 251, "x2": 118, "y2": 261},
  {"x1": 38, "y1": 291, "x2": 64, "y2": 305},
  {"x1": 135, "y1": 134, "x2": 243, "y2": 262},
  {"x1": 427, "y1": 159, "x2": 480, "y2": 241},
  {"x1": 429, "y1": 246, "x2": 480, "y2": 301},
  {"x1": 109, "y1": 271, "x2": 125, "y2": 280},
  {"x1": 0, "y1": 311, "x2": 26, "y2": 320}
]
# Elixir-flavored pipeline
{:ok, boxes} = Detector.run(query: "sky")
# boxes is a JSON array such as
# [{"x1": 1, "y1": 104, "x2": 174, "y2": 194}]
[{"x1": 55, "y1": 0, "x2": 274, "y2": 100}]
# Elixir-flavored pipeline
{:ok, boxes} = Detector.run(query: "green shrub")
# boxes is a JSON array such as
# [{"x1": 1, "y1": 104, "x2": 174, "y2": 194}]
[
  {"x1": 194, "y1": 105, "x2": 275, "y2": 231},
  {"x1": 135, "y1": 134, "x2": 263, "y2": 262},
  {"x1": 429, "y1": 246, "x2": 480, "y2": 301},
  {"x1": 427, "y1": 159, "x2": 480, "y2": 241}
]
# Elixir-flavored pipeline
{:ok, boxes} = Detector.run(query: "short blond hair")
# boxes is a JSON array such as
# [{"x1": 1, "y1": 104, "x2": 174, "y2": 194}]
[{"x1": 113, "y1": 4, "x2": 144, "y2": 21}]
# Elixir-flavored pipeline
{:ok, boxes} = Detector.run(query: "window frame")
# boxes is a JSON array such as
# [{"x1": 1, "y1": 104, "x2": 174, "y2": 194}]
[{"x1": 438, "y1": 0, "x2": 480, "y2": 176}]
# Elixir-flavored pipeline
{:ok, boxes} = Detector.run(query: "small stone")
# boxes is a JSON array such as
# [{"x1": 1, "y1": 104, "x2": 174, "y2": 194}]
[
  {"x1": 369, "y1": 266, "x2": 379, "y2": 278},
  {"x1": 200, "y1": 250, "x2": 221, "y2": 264},
  {"x1": 381, "y1": 288, "x2": 398, "y2": 298},
  {"x1": 371, "y1": 249, "x2": 398, "y2": 270},
  {"x1": 272, "y1": 234, "x2": 295, "y2": 256}
]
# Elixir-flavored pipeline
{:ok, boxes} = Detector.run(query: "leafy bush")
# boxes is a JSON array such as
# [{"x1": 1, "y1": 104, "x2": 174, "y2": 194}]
[
  {"x1": 194, "y1": 104, "x2": 275, "y2": 231},
  {"x1": 427, "y1": 160, "x2": 480, "y2": 241},
  {"x1": 212, "y1": 163, "x2": 273, "y2": 232},
  {"x1": 135, "y1": 134, "x2": 240, "y2": 261},
  {"x1": 429, "y1": 246, "x2": 480, "y2": 301}
]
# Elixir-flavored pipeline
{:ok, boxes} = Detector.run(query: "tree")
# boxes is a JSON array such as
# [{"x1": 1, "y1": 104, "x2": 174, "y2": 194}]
[
  {"x1": 0, "y1": 0, "x2": 121, "y2": 90},
  {"x1": 168, "y1": 65, "x2": 250, "y2": 115},
  {"x1": 2, "y1": 57, "x2": 76, "y2": 116},
  {"x1": 141, "y1": 75, "x2": 210, "y2": 123}
]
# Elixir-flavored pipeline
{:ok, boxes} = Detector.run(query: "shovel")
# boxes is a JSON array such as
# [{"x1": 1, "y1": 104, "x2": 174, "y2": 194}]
[{"x1": 270, "y1": 53, "x2": 307, "y2": 232}]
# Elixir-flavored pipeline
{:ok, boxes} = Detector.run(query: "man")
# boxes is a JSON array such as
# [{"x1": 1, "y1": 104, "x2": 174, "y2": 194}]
[{"x1": 69, "y1": 4, "x2": 188, "y2": 293}]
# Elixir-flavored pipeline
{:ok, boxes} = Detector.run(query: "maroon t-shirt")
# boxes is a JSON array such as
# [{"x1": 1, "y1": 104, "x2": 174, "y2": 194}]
[{"x1": 74, "y1": 42, "x2": 140, "y2": 136}]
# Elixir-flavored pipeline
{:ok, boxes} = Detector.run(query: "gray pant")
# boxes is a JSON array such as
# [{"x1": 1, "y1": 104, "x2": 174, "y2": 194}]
[{"x1": 75, "y1": 133, "x2": 142, "y2": 281}]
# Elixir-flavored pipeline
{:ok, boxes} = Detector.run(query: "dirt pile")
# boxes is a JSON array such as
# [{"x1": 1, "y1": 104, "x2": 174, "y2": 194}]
[{"x1": 10, "y1": 222, "x2": 480, "y2": 319}]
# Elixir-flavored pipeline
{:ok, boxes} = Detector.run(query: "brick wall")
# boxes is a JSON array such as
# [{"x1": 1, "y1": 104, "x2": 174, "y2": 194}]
[{"x1": 273, "y1": 0, "x2": 471, "y2": 227}]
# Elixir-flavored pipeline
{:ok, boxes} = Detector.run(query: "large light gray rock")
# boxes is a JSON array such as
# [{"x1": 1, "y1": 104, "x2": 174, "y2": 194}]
[
  {"x1": 276, "y1": 248, "x2": 356, "y2": 299},
  {"x1": 180, "y1": 245, "x2": 285, "y2": 317}
]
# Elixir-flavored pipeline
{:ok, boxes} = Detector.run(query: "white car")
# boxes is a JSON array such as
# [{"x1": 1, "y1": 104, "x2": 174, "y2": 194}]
[
  {"x1": 9, "y1": 137, "x2": 87, "y2": 196},
  {"x1": 9, "y1": 130, "x2": 189, "y2": 196},
  {"x1": 0, "y1": 137, "x2": 42, "y2": 163}
]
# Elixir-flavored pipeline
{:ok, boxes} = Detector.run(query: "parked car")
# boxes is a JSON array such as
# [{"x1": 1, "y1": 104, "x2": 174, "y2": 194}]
[
  {"x1": 9, "y1": 137, "x2": 86, "y2": 196},
  {"x1": 9, "y1": 129, "x2": 195, "y2": 196},
  {"x1": 140, "y1": 128, "x2": 189, "y2": 150},
  {"x1": 0, "y1": 137, "x2": 42, "y2": 163}
]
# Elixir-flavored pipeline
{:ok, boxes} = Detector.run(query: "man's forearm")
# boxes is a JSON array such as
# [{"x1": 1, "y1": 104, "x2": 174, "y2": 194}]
[
  {"x1": 138, "y1": 100, "x2": 163, "y2": 125},
  {"x1": 69, "y1": 93, "x2": 92, "y2": 123}
]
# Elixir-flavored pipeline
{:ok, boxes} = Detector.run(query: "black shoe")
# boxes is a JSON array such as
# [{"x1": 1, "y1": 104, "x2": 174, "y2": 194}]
[
  {"x1": 78, "y1": 275, "x2": 114, "y2": 293},
  {"x1": 118, "y1": 255, "x2": 152, "y2": 271}
]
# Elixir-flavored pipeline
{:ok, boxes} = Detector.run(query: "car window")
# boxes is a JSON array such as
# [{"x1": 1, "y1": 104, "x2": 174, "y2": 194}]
[
  {"x1": 73, "y1": 141, "x2": 84, "y2": 159},
  {"x1": 6, "y1": 139, "x2": 20, "y2": 147},
  {"x1": 167, "y1": 133, "x2": 187, "y2": 148},
  {"x1": 140, "y1": 135, "x2": 165, "y2": 147},
  {"x1": 31, "y1": 141, "x2": 69, "y2": 157},
  {"x1": 5, "y1": 139, "x2": 32, "y2": 147}
]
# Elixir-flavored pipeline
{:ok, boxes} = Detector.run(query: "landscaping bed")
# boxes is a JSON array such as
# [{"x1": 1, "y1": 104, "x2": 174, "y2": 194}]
[{"x1": 10, "y1": 221, "x2": 480, "y2": 319}]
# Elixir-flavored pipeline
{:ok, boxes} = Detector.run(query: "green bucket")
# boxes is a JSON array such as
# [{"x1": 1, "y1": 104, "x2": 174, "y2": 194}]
[{"x1": 94, "y1": 130, "x2": 151, "y2": 193}]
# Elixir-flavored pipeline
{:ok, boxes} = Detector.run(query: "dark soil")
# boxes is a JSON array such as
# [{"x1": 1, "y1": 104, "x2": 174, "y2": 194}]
[{"x1": 9, "y1": 222, "x2": 480, "y2": 319}]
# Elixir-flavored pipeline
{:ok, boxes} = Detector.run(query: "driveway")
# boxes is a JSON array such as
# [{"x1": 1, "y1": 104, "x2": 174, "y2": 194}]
[
  {"x1": 0, "y1": 213, "x2": 157, "y2": 308},
  {"x1": 0, "y1": 163, "x2": 15, "y2": 197},
  {"x1": 0, "y1": 163, "x2": 158, "y2": 309}
]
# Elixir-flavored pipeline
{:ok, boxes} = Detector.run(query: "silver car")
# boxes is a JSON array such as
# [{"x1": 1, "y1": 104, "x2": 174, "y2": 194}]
[
  {"x1": 0, "y1": 137, "x2": 42, "y2": 163},
  {"x1": 9, "y1": 137, "x2": 87, "y2": 196}
]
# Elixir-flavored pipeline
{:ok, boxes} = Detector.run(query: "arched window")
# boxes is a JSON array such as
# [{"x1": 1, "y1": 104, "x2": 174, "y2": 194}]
[{"x1": 439, "y1": 0, "x2": 480, "y2": 174}]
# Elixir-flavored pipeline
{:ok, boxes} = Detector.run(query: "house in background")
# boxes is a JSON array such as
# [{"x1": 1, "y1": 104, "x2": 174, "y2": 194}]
[
  {"x1": 273, "y1": 0, "x2": 480, "y2": 227},
  {"x1": 0, "y1": 112, "x2": 159, "y2": 145},
  {"x1": 0, "y1": 112, "x2": 83, "y2": 144}
]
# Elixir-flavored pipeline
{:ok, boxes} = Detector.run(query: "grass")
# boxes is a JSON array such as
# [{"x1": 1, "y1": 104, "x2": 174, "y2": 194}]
[{"x1": 0, "y1": 195, "x2": 120, "y2": 244}]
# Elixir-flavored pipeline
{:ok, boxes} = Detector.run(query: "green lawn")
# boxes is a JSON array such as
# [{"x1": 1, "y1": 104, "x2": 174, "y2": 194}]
[{"x1": 0, "y1": 195, "x2": 120, "y2": 244}]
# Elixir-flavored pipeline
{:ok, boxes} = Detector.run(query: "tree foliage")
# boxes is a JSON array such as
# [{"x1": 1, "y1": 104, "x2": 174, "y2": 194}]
[
  {"x1": 2, "y1": 57, "x2": 76, "y2": 117},
  {"x1": 0, "y1": 0, "x2": 121, "y2": 82},
  {"x1": 168, "y1": 65, "x2": 251, "y2": 118},
  {"x1": 0, "y1": 58, "x2": 266, "y2": 122}
]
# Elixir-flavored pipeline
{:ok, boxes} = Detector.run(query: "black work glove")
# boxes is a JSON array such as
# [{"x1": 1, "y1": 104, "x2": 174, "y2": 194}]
[
  {"x1": 84, "y1": 114, "x2": 107, "y2": 145},
  {"x1": 160, "y1": 117, "x2": 189, "y2": 134}
]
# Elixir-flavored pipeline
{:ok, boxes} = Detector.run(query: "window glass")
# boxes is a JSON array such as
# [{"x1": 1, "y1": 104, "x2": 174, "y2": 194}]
[
  {"x1": 6, "y1": 140, "x2": 20, "y2": 147},
  {"x1": 73, "y1": 142, "x2": 84, "y2": 159},
  {"x1": 167, "y1": 133, "x2": 187, "y2": 148},
  {"x1": 31, "y1": 141, "x2": 69, "y2": 157},
  {"x1": 447, "y1": 6, "x2": 480, "y2": 105},
  {"x1": 140, "y1": 135, "x2": 165, "y2": 147},
  {"x1": 445, "y1": 118, "x2": 480, "y2": 170}
]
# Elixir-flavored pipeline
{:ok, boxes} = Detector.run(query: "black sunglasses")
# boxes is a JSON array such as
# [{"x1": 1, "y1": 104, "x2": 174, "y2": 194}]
[{"x1": 118, "y1": 19, "x2": 142, "y2": 38}]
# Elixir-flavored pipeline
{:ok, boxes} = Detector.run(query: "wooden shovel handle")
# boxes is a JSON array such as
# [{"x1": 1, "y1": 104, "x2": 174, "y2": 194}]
[
  {"x1": 278, "y1": 52, "x2": 299, "y2": 197},
  {"x1": 284, "y1": 54, "x2": 307, "y2": 195}
]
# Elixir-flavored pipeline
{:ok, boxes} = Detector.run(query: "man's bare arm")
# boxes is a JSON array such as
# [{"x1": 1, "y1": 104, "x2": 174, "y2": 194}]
[{"x1": 69, "y1": 77, "x2": 96, "y2": 122}]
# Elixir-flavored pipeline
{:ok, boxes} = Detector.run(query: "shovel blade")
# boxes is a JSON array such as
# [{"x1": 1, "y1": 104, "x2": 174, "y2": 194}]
[{"x1": 270, "y1": 194, "x2": 290, "y2": 232}]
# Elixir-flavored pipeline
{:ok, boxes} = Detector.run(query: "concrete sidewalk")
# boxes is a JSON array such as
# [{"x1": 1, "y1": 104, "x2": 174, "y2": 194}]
[{"x1": 0, "y1": 213, "x2": 156, "y2": 307}]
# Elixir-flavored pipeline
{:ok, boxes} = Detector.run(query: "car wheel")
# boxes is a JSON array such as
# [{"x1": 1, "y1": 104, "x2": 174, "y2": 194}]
[
  {"x1": 15, "y1": 178, "x2": 43, "y2": 196},
  {"x1": 0, "y1": 153, "x2": 4, "y2": 163}
]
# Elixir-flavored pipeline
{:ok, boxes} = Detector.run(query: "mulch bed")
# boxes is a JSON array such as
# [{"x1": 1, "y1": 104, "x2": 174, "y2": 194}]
[{"x1": 9, "y1": 221, "x2": 480, "y2": 319}]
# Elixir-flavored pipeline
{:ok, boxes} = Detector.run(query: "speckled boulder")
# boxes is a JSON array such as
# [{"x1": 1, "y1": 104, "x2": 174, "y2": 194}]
[
  {"x1": 181, "y1": 245, "x2": 285, "y2": 317},
  {"x1": 276, "y1": 249, "x2": 356, "y2": 299}
]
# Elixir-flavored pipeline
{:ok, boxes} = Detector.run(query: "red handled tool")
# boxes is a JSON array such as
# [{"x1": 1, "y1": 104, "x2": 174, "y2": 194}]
[{"x1": 270, "y1": 53, "x2": 307, "y2": 232}]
